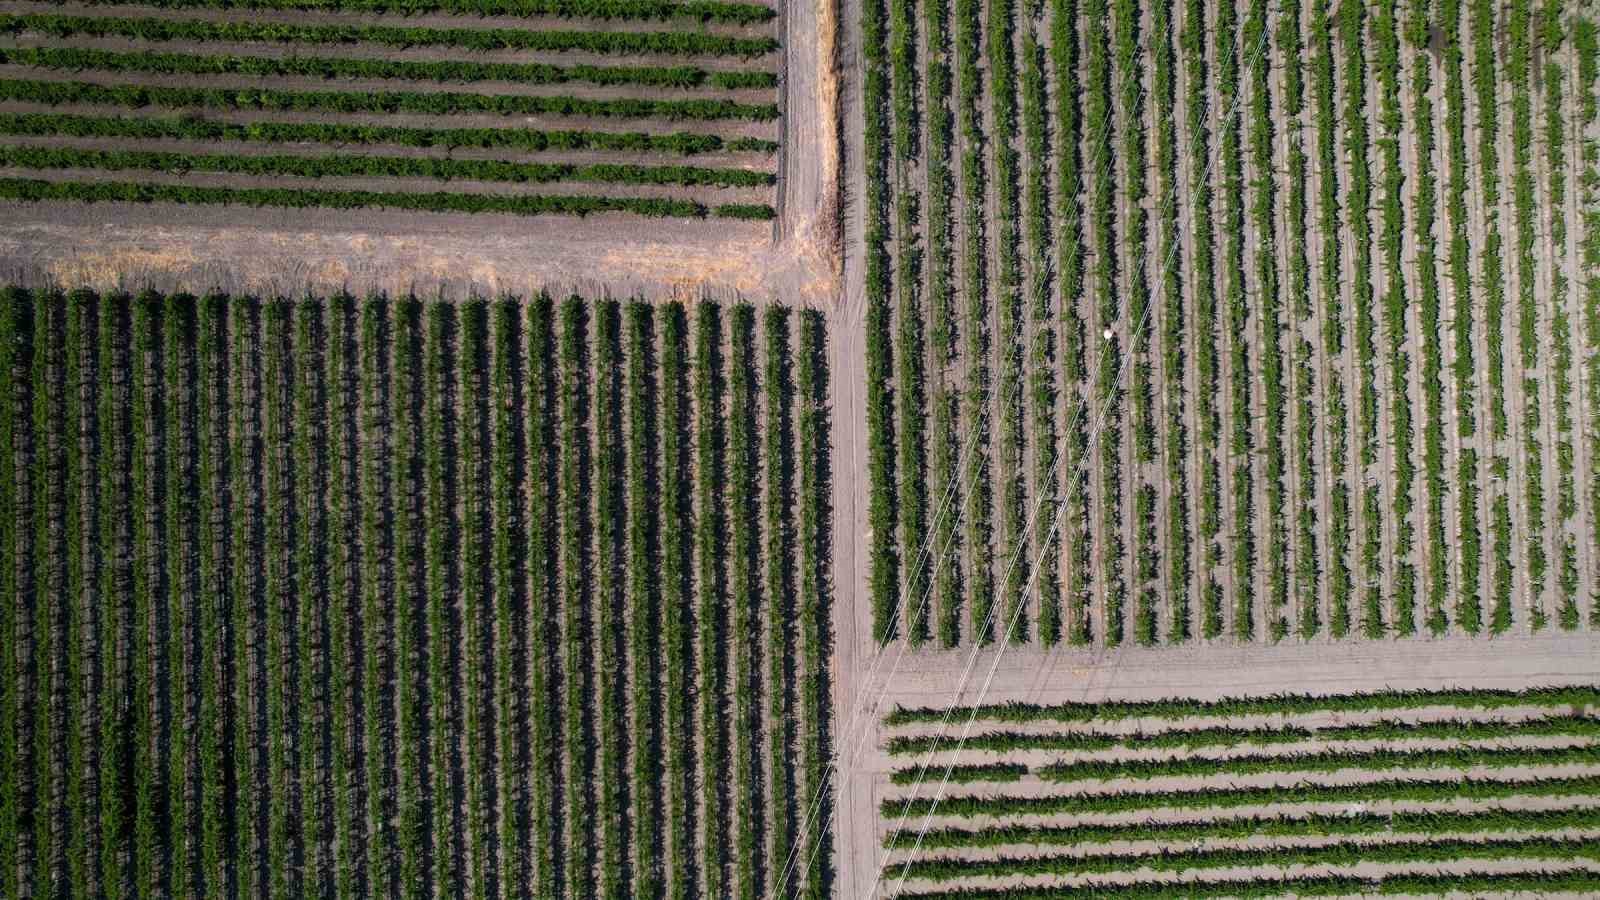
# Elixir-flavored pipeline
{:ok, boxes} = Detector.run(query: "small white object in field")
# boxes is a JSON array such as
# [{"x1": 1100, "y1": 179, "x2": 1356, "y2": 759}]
[{"x1": 1103, "y1": 328, "x2": 1114, "y2": 341}]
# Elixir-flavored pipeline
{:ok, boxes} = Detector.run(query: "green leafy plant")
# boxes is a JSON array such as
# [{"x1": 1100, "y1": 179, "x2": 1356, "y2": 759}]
[
  {"x1": 0, "y1": 76, "x2": 775, "y2": 121},
  {"x1": 60, "y1": 290, "x2": 90, "y2": 898},
  {"x1": 1340, "y1": 0, "x2": 1383, "y2": 638},
  {"x1": 0, "y1": 144, "x2": 771, "y2": 188},
  {"x1": 1087, "y1": 0, "x2": 1124, "y2": 645},
  {"x1": 261, "y1": 298, "x2": 298, "y2": 900},
  {"x1": 893, "y1": 834, "x2": 1600, "y2": 883},
  {"x1": 1248, "y1": 0, "x2": 1285, "y2": 641},
  {"x1": 862, "y1": 0, "x2": 899, "y2": 643},
  {"x1": 1153, "y1": 0, "x2": 1188, "y2": 644},
  {"x1": 1578, "y1": 2, "x2": 1600, "y2": 631},
  {"x1": 392, "y1": 297, "x2": 428, "y2": 899},
  {"x1": 459, "y1": 300, "x2": 495, "y2": 898},
  {"x1": 228, "y1": 294, "x2": 266, "y2": 898},
  {"x1": 0, "y1": 12, "x2": 779, "y2": 56},
  {"x1": 892, "y1": 805, "x2": 1600, "y2": 853},
  {"x1": 1408, "y1": 0, "x2": 1446, "y2": 634},
  {"x1": 923, "y1": 0, "x2": 961, "y2": 649},
  {"x1": 0, "y1": 111, "x2": 776, "y2": 155},
  {"x1": 1116, "y1": 0, "x2": 1151, "y2": 646},
  {"x1": 992, "y1": 0, "x2": 1027, "y2": 645},
  {"x1": 892, "y1": 869, "x2": 1600, "y2": 900},
  {"x1": 593, "y1": 300, "x2": 627, "y2": 899},
  {"x1": 1440, "y1": 0, "x2": 1481, "y2": 633},
  {"x1": 1049, "y1": 0, "x2": 1087, "y2": 647},
  {"x1": 359, "y1": 297, "x2": 397, "y2": 896},
  {"x1": 1310, "y1": 1, "x2": 1351, "y2": 637},
  {"x1": 797, "y1": 309, "x2": 831, "y2": 900},
  {"x1": 696, "y1": 303, "x2": 728, "y2": 897},
  {"x1": 763, "y1": 308, "x2": 797, "y2": 891},
  {"x1": 1183, "y1": 0, "x2": 1222, "y2": 640},
  {"x1": 1375, "y1": 0, "x2": 1416, "y2": 636},
  {"x1": 887, "y1": 683, "x2": 1600, "y2": 725},
  {"x1": 0, "y1": 45, "x2": 775, "y2": 90},
  {"x1": 891, "y1": 0, "x2": 929, "y2": 647},
  {"x1": 729, "y1": 306, "x2": 762, "y2": 899},
  {"x1": 64, "y1": 0, "x2": 776, "y2": 23},
  {"x1": 558, "y1": 297, "x2": 595, "y2": 900},
  {"x1": 0, "y1": 176, "x2": 736, "y2": 218},
  {"x1": 527, "y1": 295, "x2": 562, "y2": 899},
  {"x1": 887, "y1": 770, "x2": 1600, "y2": 820},
  {"x1": 888, "y1": 763, "x2": 1026, "y2": 786},
  {"x1": 956, "y1": 0, "x2": 992, "y2": 645},
  {"x1": 1216, "y1": 0, "x2": 1253, "y2": 641},
  {"x1": 626, "y1": 301, "x2": 661, "y2": 898},
  {"x1": 886, "y1": 712, "x2": 1600, "y2": 756},
  {"x1": 0, "y1": 288, "x2": 22, "y2": 900},
  {"x1": 1035, "y1": 741, "x2": 1600, "y2": 784},
  {"x1": 195, "y1": 292, "x2": 230, "y2": 897}
]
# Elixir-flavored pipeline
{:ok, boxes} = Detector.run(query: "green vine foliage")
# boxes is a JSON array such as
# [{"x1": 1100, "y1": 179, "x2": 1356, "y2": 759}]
[
  {"x1": 0, "y1": 290, "x2": 832, "y2": 898},
  {"x1": 0, "y1": 111, "x2": 776, "y2": 155},
  {"x1": 0, "y1": 176, "x2": 772, "y2": 219},
  {"x1": 61, "y1": 0, "x2": 776, "y2": 23},
  {"x1": 0, "y1": 45, "x2": 776, "y2": 90},
  {"x1": 0, "y1": 12, "x2": 779, "y2": 56},
  {"x1": 0, "y1": 77, "x2": 776, "y2": 121}
]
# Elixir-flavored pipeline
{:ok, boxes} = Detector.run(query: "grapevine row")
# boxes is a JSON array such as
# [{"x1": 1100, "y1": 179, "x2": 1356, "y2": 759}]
[
  {"x1": 0, "y1": 13, "x2": 780, "y2": 57},
  {"x1": 61, "y1": 0, "x2": 776, "y2": 23},
  {"x1": 0, "y1": 77, "x2": 776, "y2": 122},
  {"x1": 0, "y1": 145, "x2": 772, "y2": 189},
  {"x1": 1, "y1": 45, "x2": 775, "y2": 91}
]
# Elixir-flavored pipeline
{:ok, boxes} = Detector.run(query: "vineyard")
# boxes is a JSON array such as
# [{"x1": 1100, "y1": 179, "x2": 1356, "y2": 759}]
[
  {"x1": 8, "y1": 0, "x2": 1600, "y2": 892},
  {"x1": 860, "y1": 0, "x2": 1600, "y2": 645},
  {"x1": 874, "y1": 684, "x2": 1600, "y2": 897},
  {"x1": 0, "y1": 288, "x2": 834, "y2": 899},
  {"x1": 0, "y1": 0, "x2": 782, "y2": 220}
]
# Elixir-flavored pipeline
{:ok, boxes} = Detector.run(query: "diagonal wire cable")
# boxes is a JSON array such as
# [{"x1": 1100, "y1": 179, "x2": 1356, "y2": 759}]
[{"x1": 768, "y1": 3, "x2": 1209, "y2": 891}]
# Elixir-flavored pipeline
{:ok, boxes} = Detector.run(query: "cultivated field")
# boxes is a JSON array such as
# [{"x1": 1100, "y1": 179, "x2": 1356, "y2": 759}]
[
  {"x1": 858, "y1": 0, "x2": 1600, "y2": 648},
  {"x1": 8, "y1": 0, "x2": 1600, "y2": 896},
  {"x1": 0, "y1": 287, "x2": 834, "y2": 899},
  {"x1": 0, "y1": 0, "x2": 845, "y2": 304},
  {"x1": 874, "y1": 685, "x2": 1600, "y2": 897},
  {"x1": 0, "y1": 0, "x2": 781, "y2": 220}
]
